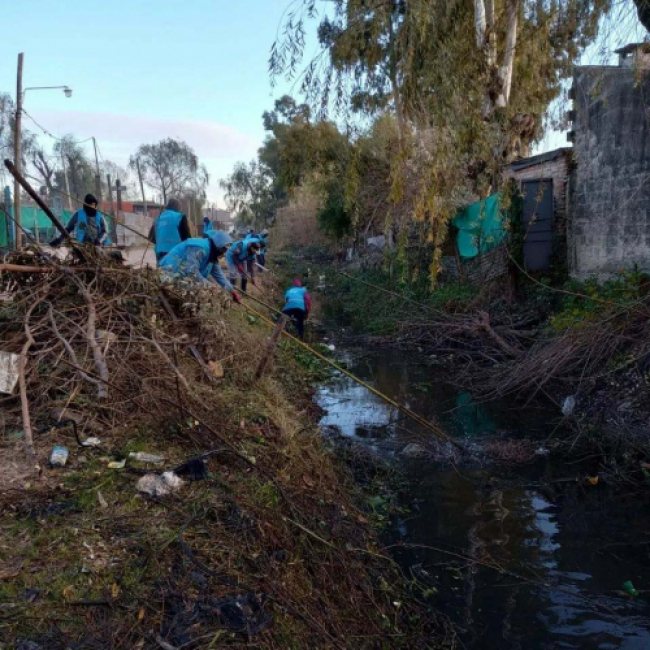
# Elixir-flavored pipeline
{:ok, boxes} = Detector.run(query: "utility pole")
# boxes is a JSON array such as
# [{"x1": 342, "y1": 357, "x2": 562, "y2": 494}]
[
  {"x1": 60, "y1": 150, "x2": 72, "y2": 211},
  {"x1": 13, "y1": 53, "x2": 24, "y2": 250},
  {"x1": 115, "y1": 178, "x2": 123, "y2": 212},
  {"x1": 135, "y1": 158, "x2": 148, "y2": 217},
  {"x1": 107, "y1": 173, "x2": 117, "y2": 243},
  {"x1": 92, "y1": 137, "x2": 102, "y2": 204}
]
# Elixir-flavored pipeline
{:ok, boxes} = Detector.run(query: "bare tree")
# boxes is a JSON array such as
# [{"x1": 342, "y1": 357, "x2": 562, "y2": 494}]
[{"x1": 130, "y1": 138, "x2": 208, "y2": 204}]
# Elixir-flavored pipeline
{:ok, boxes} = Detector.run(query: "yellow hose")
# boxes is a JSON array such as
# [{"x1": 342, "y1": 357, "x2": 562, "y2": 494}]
[{"x1": 238, "y1": 296, "x2": 465, "y2": 451}]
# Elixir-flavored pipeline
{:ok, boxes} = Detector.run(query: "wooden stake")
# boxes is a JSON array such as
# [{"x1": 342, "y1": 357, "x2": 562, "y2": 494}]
[{"x1": 255, "y1": 315, "x2": 287, "y2": 381}]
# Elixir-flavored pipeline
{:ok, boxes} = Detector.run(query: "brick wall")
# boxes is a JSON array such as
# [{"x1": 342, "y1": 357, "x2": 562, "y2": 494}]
[{"x1": 569, "y1": 66, "x2": 650, "y2": 279}]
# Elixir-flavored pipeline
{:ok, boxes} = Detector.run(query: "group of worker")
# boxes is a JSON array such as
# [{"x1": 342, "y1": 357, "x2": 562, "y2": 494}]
[{"x1": 51, "y1": 194, "x2": 311, "y2": 337}]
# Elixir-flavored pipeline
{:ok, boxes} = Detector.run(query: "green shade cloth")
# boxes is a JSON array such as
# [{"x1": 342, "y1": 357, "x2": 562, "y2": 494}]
[{"x1": 453, "y1": 193, "x2": 507, "y2": 259}]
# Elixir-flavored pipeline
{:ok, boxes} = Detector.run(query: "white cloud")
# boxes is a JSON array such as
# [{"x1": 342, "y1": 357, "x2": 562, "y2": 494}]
[{"x1": 29, "y1": 109, "x2": 261, "y2": 205}]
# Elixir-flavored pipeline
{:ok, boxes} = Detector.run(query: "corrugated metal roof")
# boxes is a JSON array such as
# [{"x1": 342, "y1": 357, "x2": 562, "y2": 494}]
[{"x1": 509, "y1": 148, "x2": 571, "y2": 172}]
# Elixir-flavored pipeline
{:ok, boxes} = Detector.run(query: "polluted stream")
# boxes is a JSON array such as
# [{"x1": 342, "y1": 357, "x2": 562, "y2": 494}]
[{"x1": 315, "y1": 339, "x2": 650, "y2": 649}]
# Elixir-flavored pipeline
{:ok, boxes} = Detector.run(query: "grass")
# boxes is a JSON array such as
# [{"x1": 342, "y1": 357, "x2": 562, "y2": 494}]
[{"x1": 0, "y1": 269, "x2": 447, "y2": 649}]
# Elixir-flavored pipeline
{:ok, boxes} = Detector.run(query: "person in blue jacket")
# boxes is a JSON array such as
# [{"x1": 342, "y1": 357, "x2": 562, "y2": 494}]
[
  {"x1": 159, "y1": 230, "x2": 241, "y2": 303},
  {"x1": 148, "y1": 198, "x2": 192, "y2": 265},
  {"x1": 202, "y1": 216, "x2": 212, "y2": 237},
  {"x1": 282, "y1": 278, "x2": 311, "y2": 339},
  {"x1": 226, "y1": 237, "x2": 261, "y2": 292},
  {"x1": 50, "y1": 193, "x2": 108, "y2": 247},
  {"x1": 256, "y1": 229, "x2": 269, "y2": 267}
]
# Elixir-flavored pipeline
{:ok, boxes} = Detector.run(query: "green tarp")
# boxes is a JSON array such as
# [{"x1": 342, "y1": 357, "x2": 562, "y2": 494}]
[
  {"x1": 453, "y1": 193, "x2": 507, "y2": 259},
  {"x1": 1, "y1": 206, "x2": 115, "y2": 245}
]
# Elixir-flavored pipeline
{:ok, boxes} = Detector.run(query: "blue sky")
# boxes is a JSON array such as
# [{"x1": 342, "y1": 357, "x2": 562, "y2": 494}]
[{"x1": 0, "y1": 0, "x2": 316, "y2": 205}]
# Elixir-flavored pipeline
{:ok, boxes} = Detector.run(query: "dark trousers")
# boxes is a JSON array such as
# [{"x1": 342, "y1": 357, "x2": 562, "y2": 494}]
[{"x1": 283, "y1": 308, "x2": 306, "y2": 339}]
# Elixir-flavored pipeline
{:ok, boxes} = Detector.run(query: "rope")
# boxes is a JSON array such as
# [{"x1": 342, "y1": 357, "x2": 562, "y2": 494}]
[
  {"x1": 237, "y1": 297, "x2": 465, "y2": 452},
  {"x1": 335, "y1": 269, "x2": 446, "y2": 316}
]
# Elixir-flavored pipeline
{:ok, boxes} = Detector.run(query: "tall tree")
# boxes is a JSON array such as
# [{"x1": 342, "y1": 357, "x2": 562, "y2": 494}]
[{"x1": 129, "y1": 138, "x2": 208, "y2": 204}]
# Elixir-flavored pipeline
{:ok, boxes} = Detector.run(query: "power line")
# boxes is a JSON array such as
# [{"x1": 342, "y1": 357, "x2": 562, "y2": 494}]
[{"x1": 21, "y1": 107, "x2": 93, "y2": 144}]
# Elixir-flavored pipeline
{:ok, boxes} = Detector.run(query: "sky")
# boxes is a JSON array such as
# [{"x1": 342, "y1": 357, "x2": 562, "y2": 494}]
[
  {"x1": 0, "y1": 1, "x2": 644, "y2": 207},
  {"x1": 0, "y1": 0, "x2": 317, "y2": 206}
]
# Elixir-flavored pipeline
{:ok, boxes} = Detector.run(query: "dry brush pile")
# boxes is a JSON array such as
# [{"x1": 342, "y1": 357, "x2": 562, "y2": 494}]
[{"x1": 0, "y1": 248, "x2": 452, "y2": 649}]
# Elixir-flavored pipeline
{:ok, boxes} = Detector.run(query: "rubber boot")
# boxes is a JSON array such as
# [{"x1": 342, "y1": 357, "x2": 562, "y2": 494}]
[{"x1": 241, "y1": 277, "x2": 248, "y2": 293}]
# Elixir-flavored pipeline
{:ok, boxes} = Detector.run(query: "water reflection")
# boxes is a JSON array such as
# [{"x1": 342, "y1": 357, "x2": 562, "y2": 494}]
[{"x1": 316, "y1": 345, "x2": 650, "y2": 649}]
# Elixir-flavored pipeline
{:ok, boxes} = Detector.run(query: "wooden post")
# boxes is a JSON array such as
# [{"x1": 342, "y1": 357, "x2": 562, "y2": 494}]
[
  {"x1": 14, "y1": 53, "x2": 24, "y2": 250},
  {"x1": 92, "y1": 137, "x2": 102, "y2": 204},
  {"x1": 106, "y1": 173, "x2": 117, "y2": 243},
  {"x1": 61, "y1": 150, "x2": 72, "y2": 211},
  {"x1": 255, "y1": 315, "x2": 287, "y2": 381},
  {"x1": 135, "y1": 158, "x2": 148, "y2": 217}
]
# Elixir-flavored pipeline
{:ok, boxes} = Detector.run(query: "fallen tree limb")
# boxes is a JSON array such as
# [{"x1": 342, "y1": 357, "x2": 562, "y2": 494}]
[
  {"x1": 74, "y1": 278, "x2": 109, "y2": 399},
  {"x1": 19, "y1": 297, "x2": 45, "y2": 461}
]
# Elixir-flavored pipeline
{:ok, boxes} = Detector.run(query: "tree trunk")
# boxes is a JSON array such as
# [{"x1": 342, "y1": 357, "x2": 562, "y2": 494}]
[
  {"x1": 496, "y1": 0, "x2": 519, "y2": 108},
  {"x1": 474, "y1": 0, "x2": 487, "y2": 49},
  {"x1": 634, "y1": 0, "x2": 650, "y2": 32}
]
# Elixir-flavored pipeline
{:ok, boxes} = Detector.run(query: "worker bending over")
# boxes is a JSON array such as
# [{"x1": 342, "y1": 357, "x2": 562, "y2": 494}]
[
  {"x1": 282, "y1": 278, "x2": 311, "y2": 339},
  {"x1": 50, "y1": 193, "x2": 108, "y2": 246},
  {"x1": 226, "y1": 237, "x2": 261, "y2": 292},
  {"x1": 149, "y1": 198, "x2": 191, "y2": 265},
  {"x1": 255, "y1": 229, "x2": 269, "y2": 267},
  {"x1": 159, "y1": 230, "x2": 241, "y2": 303}
]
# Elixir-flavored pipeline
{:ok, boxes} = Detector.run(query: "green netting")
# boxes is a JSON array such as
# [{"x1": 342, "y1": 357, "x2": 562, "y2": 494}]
[
  {"x1": 17, "y1": 207, "x2": 115, "y2": 240},
  {"x1": 453, "y1": 193, "x2": 507, "y2": 259}
]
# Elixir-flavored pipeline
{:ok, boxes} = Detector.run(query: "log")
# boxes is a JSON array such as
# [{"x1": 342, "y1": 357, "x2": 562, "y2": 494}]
[{"x1": 255, "y1": 315, "x2": 287, "y2": 381}]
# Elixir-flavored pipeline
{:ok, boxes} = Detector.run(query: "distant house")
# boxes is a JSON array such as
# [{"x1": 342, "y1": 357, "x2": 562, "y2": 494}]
[
  {"x1": 505, "y1": 147, "x2": 572, "y2": 272},
  {"x1": 99, "y1": 200, "x2": 162, "y2": 219},
  {"x1": 203, "y1": 207, "x2": 232, "y2": 231}
]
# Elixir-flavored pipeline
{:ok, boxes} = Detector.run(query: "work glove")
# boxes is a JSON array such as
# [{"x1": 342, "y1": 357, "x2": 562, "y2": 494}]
[
  {"x1": 231, "y1": 291, "x2": 242, "y2": 304},
  {"x1": 237, "y1": 265, "x2": 245, "y2": 275}
]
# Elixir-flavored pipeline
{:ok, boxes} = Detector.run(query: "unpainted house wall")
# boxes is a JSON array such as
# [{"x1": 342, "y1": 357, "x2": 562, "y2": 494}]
[{"x1": 569, "y1": 66, "x2": 650, "y2": 279}]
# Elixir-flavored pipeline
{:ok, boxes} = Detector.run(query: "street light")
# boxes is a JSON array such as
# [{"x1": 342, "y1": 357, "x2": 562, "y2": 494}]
[
  {"x1": 13, "y1": 51, "x2": 73, "y2": 250},
  {"x1": 23, "y1": 85, "x2": 73, "y2": 100}
]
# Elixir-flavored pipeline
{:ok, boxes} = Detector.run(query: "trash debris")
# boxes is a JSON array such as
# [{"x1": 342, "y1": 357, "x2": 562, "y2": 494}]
[
  {"x1": 96, "y1": 329, "x2": 118, "y2": 344},
  {"x1": 587, "y1": 476, "x2": 599, "y2": 486},
  {"x1": 49, "y1": 446, "x2": 69, "y2": 467},
  {"x1": 401, "y1": 443, "x2": 427, "y2": 459},
  {"x1": 136, "y1": 471, "x2": 185, "y2": 497},
  {"x1": 562, "y1": 395, "x2": 576, "y2": 416},
  {"x1": 207, "y1": 592, "x2": 273, "y2": 637},
  {"x1": 0, "y1": 351, "x2": 20, "y2": 394},
  {"x1": 81, "y1": 436, "x2": 102, "y2": 448},
  {"x1": 174, "y1": 457, "x2": 208, "y2": 481},
  {"x1": 208, "y1": 360, "x2": 224, "y2": 378},
  {"x1": 15, "y1": 640, "x2": 42, "y2": 650},
  {"x1": 327, "y1": 344, "x2": 336, "y2": 351},
  {"x1": 97, "y1": 490, "x2": 108, "y2": 509},
  {"x1": 623, "y1": 580, "x2": 638, "y2": 597},
  {"x1": 108, "y1": 459, "x2": 126, "y2": 469},
  {"x1": 129, "y1": 451, "x2": 166, "y2": 464},
  {"x1": 535, "y1": 447, "x2": 550, "y2": 456}
]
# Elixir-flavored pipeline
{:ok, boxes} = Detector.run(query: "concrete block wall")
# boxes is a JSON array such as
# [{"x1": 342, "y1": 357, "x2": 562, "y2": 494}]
[
  {"x1": 116, "y1": 211, "x2": 154, "y2": 248},
  {"x1": 569, "y1": 66, "x2": 650, "y2": 278}
]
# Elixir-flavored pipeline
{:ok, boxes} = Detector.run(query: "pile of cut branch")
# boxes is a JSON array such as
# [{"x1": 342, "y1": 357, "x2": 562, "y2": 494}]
[{"x1": 0, "y1": 248, "x2": 452, "y2": 649}]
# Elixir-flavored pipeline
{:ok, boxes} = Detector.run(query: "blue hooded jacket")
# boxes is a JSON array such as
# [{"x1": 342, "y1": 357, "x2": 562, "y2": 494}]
[{"x1": 159, "y1": 231, "x2": 234, "y2": 291}]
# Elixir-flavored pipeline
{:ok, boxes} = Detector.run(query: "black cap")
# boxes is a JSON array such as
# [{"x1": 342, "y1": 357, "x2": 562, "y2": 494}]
[{"x1": 84, "y1": 193, "x2": 98, "y2": 206}]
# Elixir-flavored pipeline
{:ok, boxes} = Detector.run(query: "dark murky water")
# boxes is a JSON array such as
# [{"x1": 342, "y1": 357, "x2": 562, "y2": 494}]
[{"x1": 317, "y1": 344, "x2": 650, "y2": 649}]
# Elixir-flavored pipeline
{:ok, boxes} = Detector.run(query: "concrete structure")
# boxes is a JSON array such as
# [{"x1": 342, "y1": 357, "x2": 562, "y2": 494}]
[
  {"x1": 568, "y1": 57, "x2": 650, "y2": 278},
  {"x1": 203, "y1": 207, "x2": 232, "y2": 231},
  {"x1": 115, "y1": 211, "x2": 154, "y2": 248}
]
